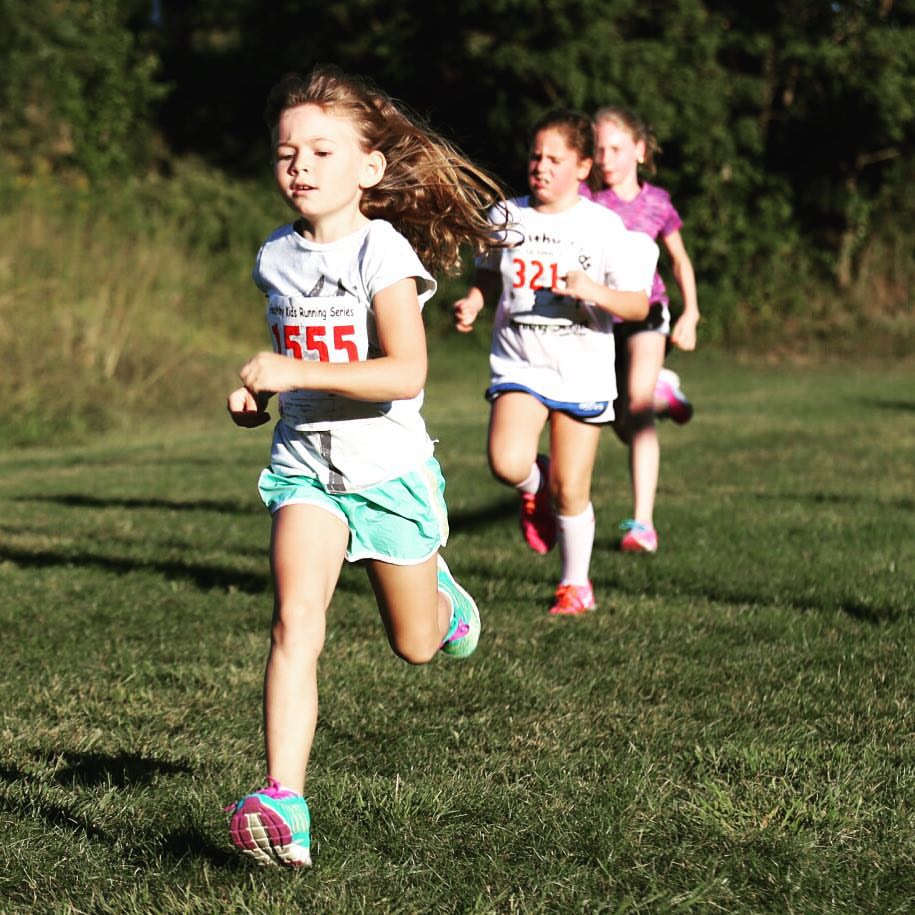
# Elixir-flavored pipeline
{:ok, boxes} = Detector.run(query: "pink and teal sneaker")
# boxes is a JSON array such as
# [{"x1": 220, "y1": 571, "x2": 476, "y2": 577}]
[
  {"x1": 438, "y1": 555, "x2": 481, "y2": 658},
  {"x1": 228, "y1": 777, "x2": 312, "y2": 867},
  {"x1": 619, "y1": 520, "x2": 658, "y2": 554}
]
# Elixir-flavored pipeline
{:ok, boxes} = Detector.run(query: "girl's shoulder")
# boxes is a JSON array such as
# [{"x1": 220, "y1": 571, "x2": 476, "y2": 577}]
[
  {"x1": 638, "y1": 182, "x2": 674, "y2": 207},
  {"x1": 363, "y1": 219, "x2": 429, "y2": 265},
  {"x1": 260, "y1": 221, "x2": 300, "y2": 247},
  {"x1": 362, "y1": 220, "x2": 435, "y2": 298},
  {"x1": 365, "y1": 217, "x2": 400, "y2": 237},
  {"x1": 363, "y1": 217, "x2": 405, "y2": 247},
  {"x1": 575, "y1": 195, "x2": 628, "y2": 228}
]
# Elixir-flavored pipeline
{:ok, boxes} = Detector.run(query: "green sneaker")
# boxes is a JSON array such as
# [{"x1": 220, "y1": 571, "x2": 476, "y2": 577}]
[
  {"x1": 227, "y1": 777, "x2": 312, "y2": 867},
  {"x1": 437, "y1": 555, "x2": 480, "y2": 658}
]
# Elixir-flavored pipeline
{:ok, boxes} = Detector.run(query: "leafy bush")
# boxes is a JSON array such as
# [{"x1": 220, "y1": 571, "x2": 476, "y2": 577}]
[{"x1": 0, "y1": 0, "x2": 164, "y2": 180}]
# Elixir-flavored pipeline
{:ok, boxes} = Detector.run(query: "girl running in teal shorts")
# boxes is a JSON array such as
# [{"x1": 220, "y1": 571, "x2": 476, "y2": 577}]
[{"x1": 225, "y1": 65, "x2": 504, "y2": 868}]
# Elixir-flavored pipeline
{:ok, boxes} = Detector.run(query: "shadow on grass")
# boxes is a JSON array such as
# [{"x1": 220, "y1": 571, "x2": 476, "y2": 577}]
[
  {"x1": 590, "y1": 557, "x2": 901, "y2": 625},
  {"x1": 9, "y1": 491, "x2": 519, "y2": 533},
  {"x1": 0, "y1": 544, "x2": 368, "y2": 599},
  {"x1": 0, "y1": 754, "x2": 239, "y2": 869},
  {"x1": 45, "y1": 751, "x2": 193, "y2": 788},
  {"x1": 10, "y1": 493, "x2": 261, "y2": 515},
  {"x1": 860, "y1": 397, "x2": 915, "y2": 413},
  {"x1": 0, "y1": 544, "x2": 271, "y2": 593},
  {"x1": 0, "y1": 792, "x2": 236, "y2": 870},
  {"x1": 448, "y1": 496, "x2": 517, "y2": 534}
]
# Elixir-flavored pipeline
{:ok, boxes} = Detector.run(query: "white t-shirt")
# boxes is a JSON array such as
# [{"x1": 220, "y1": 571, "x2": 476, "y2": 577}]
[
  {"x1": 253, "y1": 219, "x2": 437, "y2": 492},
  {"x1": 481, "y1": 197, "x2": 658, "y2": 414}
]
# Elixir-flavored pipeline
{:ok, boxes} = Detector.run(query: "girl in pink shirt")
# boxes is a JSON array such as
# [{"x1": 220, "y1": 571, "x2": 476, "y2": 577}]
[{"x1": 581, "y1": 106, "x2": 700, "y2": 553}]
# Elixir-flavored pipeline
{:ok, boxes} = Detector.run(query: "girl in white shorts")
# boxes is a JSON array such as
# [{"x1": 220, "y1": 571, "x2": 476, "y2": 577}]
[{"x1": 453, "y1": 109, "x2": 658, "y2": 615}]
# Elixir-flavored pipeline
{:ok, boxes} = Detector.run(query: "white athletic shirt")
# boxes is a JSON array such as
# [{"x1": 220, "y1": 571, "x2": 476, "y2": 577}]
[
  {"x1": 480, "y1": 196, "x2": 658, "y2": 415},
  {"x1": 253, "y1": 219, "x2": 437, "y2": 492}
]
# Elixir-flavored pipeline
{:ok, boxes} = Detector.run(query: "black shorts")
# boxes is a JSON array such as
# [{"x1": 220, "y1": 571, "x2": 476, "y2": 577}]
[{"x1": 612, "y1": 301, "x2": 669, "y2": 342}]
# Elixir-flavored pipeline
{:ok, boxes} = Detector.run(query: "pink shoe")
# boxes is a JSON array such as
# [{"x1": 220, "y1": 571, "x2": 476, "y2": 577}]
[
  {"x1": 619, "y1": 520, "x2": 658, "y2": 553},
  {"x1": 655, "y1": 368, "x2": 693, "y2": 425},
  {"x1": 549, "y1": 581, "x2": 596, "y2": 615},
  {"x1": 519, "y1": 455, "x2": 556, "y2": 554},
  {"x1": 227, "y1": 777, "x2": 312, "y2": 867}
]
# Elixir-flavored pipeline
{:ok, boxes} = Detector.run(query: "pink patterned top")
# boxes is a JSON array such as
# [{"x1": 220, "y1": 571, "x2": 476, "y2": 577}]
[{"x1": 580, "y1": 182, "x2": 682, "y2": 306}]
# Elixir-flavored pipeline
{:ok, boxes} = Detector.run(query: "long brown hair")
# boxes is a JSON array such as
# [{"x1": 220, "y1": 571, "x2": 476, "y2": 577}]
[{"x1": 264, "y1": 65, "x2": 507, "y2": 275}]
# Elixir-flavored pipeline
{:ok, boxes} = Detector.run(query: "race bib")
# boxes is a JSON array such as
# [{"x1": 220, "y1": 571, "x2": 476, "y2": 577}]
[
  {"x1": 504, "y1": 255, "x2": 587, "y2": 327},
  {"x1": 267, "y1": 293, "x2": 368, "y2": 363}
]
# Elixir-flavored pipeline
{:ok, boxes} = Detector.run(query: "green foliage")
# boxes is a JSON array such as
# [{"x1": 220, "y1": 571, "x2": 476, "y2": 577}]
[
  {"x1": 0, "y1": 0, "x2": 913, "y2": 387},
  {"x1": 0, "y1": 0, "x2": 164, "y2": 180},
  {"x1": 146, "y1": 0, "x2": 913, "y2": 333},
  {"x1": 0, "y1": 148, "x2": 911, "y2": 446}
]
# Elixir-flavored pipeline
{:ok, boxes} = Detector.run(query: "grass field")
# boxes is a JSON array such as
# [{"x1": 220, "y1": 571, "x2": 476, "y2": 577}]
[{"x1": 1, "y1": 347, "x2": 913, "y2": 913}]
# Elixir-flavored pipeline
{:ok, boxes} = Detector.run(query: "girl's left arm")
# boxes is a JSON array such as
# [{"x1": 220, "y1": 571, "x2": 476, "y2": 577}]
[
  {"x1": 663, "y1": 230, "x2": 699, "y2": 351},
  {"x1": 239, "y1": 277, "x2": 427, "y2": 401}
]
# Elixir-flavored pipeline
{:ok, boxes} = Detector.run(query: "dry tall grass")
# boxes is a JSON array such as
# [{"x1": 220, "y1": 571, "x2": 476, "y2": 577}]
[{"x1": 0, "y1": 163, "x2": 278, "y2": 443}]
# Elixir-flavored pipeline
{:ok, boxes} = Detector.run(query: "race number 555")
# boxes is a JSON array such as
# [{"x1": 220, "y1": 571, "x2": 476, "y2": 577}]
[{"x1": 271, "y1": 323, "x2": 358, "y2": 362}]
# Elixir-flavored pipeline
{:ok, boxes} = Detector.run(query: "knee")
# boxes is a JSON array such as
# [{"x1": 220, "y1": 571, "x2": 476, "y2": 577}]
[
  {"x1": 487, "y1": 450, "x2": 529, "y2": 488},
  {"x1": 625, "y1": 402, "x2": 656, "y2": 434},
  {"x1": 552, "y1": 479, "x2": 591, "y2": 516},
  {"x1": 271, "y1": 601, "x2": 326, "y2": 658},
  {"x1": 389, "y1": 634, "x2": 438, "y2": 666}
]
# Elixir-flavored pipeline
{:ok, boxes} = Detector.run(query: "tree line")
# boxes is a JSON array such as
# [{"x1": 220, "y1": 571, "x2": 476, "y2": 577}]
[{"x1": 2, "y1": 0, "x2": 913, "y2": 340}]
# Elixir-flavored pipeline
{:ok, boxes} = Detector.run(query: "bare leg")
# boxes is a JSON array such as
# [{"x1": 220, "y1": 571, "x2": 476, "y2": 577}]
[
  {"x1": 366, "y1": 555, "x2": 450, "y2": 664},
  {"x1": 263, "y1": 503, "x2": 348, "y2": 795},
  {"x1": 624, "y1": 332, "x2": 666, "y2": 526},
  {"x1": 548, "y1": 412, "x2": 601, "y2": 516},
  {"x1": 487, "y1": 392, "x2": 549, "y2": 486}
]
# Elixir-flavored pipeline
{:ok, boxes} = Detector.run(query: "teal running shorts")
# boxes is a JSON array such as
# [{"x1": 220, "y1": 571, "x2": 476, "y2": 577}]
[{"x1": 257, "y1": 456, "x2": 449, "y2": 564}]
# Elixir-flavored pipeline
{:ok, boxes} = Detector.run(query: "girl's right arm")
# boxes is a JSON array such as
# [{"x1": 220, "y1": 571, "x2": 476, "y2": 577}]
[
  {"x1": 453, "y1": 268, "x2": 502, "y2": 333},
  {"x1": 227, "y1": 387, "x2": 272, "y2": 427}
]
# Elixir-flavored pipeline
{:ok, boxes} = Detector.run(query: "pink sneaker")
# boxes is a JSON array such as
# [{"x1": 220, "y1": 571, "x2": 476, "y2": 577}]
[
  {"x1": 619, "y1": 520, "x2": 658, "y2": 553},
  {"x1": 549, "y1": 581, "x2": 596, "y2": 615},
  {"x1": 227, "y1": 777, "x2": 312, "y2": 867},
  {"x1": 655, "y1": 368, "x2": 693, "y2": 425},
  {"x1": 519, "y1": 455, "x2": 556, "y2": 554}
]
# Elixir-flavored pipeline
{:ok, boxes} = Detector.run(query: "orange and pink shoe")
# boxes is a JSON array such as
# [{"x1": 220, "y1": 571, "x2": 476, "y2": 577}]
[
  {"x1": 519, "y1": 455, "x2": 556, "y2": 554},
  {"x1": 549, "y1": 581, "x2": 596, "y2": 615},
  {"x1": 619, "y1": 520, "x2": 658, "y2": 554}
]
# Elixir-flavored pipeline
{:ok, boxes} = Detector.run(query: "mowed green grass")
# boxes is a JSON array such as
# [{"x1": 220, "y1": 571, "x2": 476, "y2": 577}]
[{"x1": 1, "y1": 347, "x2": 913, "y2": 913}]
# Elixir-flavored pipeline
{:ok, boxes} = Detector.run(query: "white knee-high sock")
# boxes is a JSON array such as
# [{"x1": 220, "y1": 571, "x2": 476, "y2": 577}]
[
  {"x1": 557, "y1": 503, "x2": 595, "y2": 585},
  {"x1": 516, "y1": 460, "x2": 543, "y2": 495}
]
